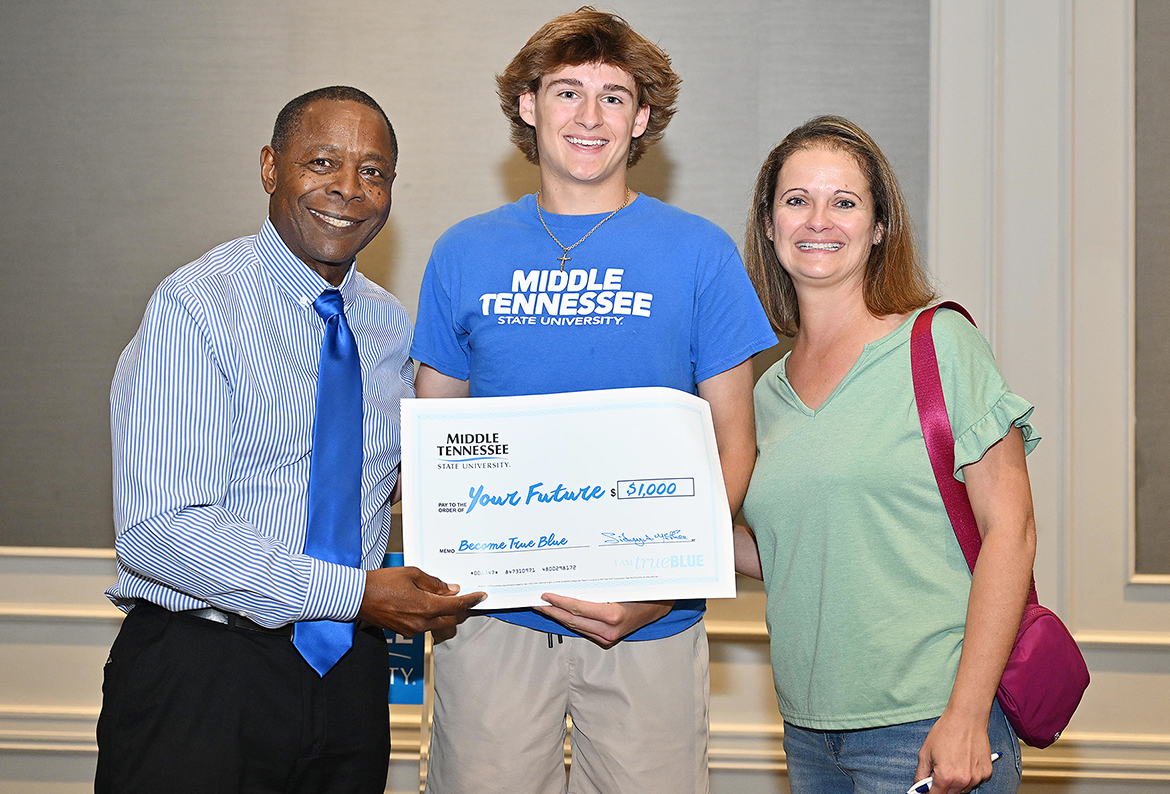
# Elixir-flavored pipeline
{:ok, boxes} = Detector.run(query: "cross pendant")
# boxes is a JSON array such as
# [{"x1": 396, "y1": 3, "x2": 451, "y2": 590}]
[{"x1": 558, "y1": 251, "x2": 571, "y2": 271}]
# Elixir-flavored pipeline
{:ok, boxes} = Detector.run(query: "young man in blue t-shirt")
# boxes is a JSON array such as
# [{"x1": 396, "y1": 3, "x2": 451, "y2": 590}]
[{"x1": 411, "y1": 9, "x2": 777, "y2": 793}]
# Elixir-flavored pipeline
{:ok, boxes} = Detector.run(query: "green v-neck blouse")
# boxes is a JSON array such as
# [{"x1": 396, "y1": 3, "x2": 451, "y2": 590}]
[{"x1": 742, "y1": 306, "x2": 1039, "y2": 730}]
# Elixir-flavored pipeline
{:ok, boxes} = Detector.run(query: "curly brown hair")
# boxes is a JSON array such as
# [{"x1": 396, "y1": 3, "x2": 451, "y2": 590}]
[
  {"x1": 496, "y1": 7, "x2": 680, "y2": 168},
  {"x1": 745, "y1": 115, "x2": 935, "y2": 337}
]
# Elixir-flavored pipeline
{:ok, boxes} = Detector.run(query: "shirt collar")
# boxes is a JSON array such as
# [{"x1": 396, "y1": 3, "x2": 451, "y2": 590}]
[{"x1": 255, "y1": 218, "x2": 358, "y2": 312}]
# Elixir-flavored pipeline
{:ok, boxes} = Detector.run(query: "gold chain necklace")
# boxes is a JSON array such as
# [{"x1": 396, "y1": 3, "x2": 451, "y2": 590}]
[{"x1": 535, "y1": 188, "x2": 632, "y2": 271}]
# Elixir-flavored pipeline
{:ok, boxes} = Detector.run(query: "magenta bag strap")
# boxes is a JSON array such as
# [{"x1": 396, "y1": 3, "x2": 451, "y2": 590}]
[{"x1": 910, "y1": 302, "x2": 1039, "y2": 605}]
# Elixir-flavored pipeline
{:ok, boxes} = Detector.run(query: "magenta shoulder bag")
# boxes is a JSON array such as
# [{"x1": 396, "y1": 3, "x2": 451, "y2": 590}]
[{"x1": 910, "y1": 302, "x2": 1089, "y2": 749}]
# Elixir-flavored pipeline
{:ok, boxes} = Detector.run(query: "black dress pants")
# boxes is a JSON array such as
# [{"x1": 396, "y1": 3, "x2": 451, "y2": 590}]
[{"x1": 95, "y1": 603, "x2": 390, "y2": 794}]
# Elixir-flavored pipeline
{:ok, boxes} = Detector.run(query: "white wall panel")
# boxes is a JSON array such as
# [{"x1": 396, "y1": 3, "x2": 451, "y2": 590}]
[{"x1": 932, "y1": 0, "x2": 1170, "y2": 788}]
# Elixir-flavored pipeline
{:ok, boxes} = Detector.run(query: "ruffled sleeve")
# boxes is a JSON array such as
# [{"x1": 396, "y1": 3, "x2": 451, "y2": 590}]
[
  {"x1": 953, "y1": 392, "x2": 1039, "y2": 480},
  {"x1": 930, "y1": 308, "x2": 1041, "y2": 481}
]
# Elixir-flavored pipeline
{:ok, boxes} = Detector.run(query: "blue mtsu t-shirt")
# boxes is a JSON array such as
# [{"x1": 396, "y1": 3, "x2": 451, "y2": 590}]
[{"x1": 411, "y1": 193, "x2": 777, "y2": 640}]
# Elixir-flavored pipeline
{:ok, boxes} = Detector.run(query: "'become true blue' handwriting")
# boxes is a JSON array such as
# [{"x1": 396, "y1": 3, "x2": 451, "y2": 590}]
[
  {"x1": 464, "y1": 482, "x2": 606, "y2": 514},
  {"x1": 458, "y1": 534, "x2": 568, "y2": 552}
]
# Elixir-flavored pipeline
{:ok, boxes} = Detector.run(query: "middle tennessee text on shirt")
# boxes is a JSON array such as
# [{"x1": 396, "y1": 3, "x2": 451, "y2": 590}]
[
  {"x1": 410, "y1": 194, "x2": 779, "y2": 641},
  {"x1": 108, "y1": 219, "x2": 414, "y2": 627}
]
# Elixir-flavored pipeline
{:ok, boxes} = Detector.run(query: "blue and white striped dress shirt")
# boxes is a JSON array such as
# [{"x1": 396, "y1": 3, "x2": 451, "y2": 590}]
[{"x1": 108, "y1": 219, "x2": 414, "y2": 627}]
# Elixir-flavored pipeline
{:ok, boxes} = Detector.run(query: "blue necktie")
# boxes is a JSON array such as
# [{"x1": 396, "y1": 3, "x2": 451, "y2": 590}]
[{"x1": 294, "y1": 289, "x2": 364, "y2": 676}]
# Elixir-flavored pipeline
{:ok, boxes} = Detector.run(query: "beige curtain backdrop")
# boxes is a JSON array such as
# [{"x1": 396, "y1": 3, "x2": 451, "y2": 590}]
[
  {"x1": 0, "y1": 0, "x2": 929, "y2": 548},
  {"x1": 0, "y1": 5, "x2": 927, "y2": 791}
]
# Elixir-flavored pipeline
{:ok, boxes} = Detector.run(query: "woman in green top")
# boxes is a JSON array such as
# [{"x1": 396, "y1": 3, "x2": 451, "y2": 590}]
[{"x1": 737, "y1": 116, "x2": 1037, "y2": 794}]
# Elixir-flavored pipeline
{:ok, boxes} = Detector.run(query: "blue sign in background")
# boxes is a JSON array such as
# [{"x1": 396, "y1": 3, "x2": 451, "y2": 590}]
[{"x1": 383, "y1": 552, "x2": 426, "y2": 704}]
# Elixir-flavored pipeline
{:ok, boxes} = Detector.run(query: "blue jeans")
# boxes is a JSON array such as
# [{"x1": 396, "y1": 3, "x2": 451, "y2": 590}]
[{"x1": 782, "y1": 700, "x2": 1022, "y2": 794}]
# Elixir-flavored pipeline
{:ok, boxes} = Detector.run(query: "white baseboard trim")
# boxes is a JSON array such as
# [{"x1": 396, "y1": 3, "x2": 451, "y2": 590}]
[
  {"x1": 0, "y1": 603, "x2": 123, "y2": 622},
  {"x1": 704, "y1": 724, "x2": 1170, "y2": 782},
  {"x1": 0, "y1": 707, "x2": 99, "y2": 754},
  {"x1": 1, "y1": 550, "x2": 1166, "y2": 653},
  {"x1": 3, "y1": 706, "x2": 1168, "y2": 784},
  {"x1": 0, "y1": 547, "x2": 115, "y2": 559},
  {"x1": 8, "y1": 607, "x2": 1169, "y2": 653}
]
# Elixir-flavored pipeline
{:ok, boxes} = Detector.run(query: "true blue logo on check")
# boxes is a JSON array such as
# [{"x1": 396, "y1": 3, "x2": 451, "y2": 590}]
[{"x1": 614, "y1": 478, "x2": 695, "y2": 499}]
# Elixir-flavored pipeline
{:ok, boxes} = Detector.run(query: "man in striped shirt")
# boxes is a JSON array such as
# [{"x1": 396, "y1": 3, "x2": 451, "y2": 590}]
[{"x1": 96, "y1": 86, "x2": 483, "y2": 794}]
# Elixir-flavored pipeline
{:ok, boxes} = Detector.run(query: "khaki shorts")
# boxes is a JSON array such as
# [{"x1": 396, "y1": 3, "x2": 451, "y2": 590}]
[{"x1": 425, "y1": 615, "x2": 710, "y2": 794}]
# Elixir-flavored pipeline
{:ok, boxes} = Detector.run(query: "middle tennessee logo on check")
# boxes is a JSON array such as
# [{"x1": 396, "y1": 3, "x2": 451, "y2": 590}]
[
  {"x1": 401, "y1": 387, "x2": 736, "y2": 609},
  {"x1": 435, "y1": 432, "x2": 512, "y2": 470}
]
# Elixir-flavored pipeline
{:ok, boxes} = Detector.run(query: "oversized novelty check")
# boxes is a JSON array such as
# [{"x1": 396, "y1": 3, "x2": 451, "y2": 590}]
[{"x1": 401, "y1": 387, "x2": 735, "y2": 609}]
